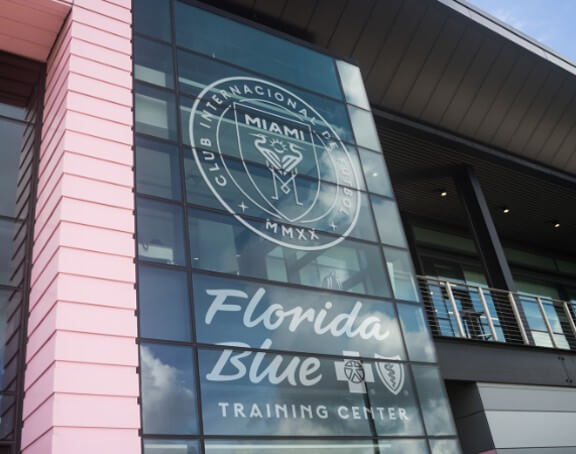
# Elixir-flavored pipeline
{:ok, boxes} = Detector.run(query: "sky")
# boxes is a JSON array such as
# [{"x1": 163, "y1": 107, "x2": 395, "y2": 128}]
[{"x1": 467, "y1": 0, "x2": 576, "y2": 63}]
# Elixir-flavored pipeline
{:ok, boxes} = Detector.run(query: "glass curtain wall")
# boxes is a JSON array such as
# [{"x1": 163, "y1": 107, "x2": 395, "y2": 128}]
[
  {"x1": 133, "y1": 2, "x2": 459, "y2": 453},
  {"x1": 0, "y1": 51, "x2": 43, "y2": 451}
]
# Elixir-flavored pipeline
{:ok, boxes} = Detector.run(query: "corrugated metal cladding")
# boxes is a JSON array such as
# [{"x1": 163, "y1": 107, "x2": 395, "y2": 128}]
[{"x1": 199, "y1": 0, "x2": 576, "y2": 175}]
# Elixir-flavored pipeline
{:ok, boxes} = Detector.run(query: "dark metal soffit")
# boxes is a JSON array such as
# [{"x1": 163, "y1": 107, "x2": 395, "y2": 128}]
[{"x1": 198, "y1": 0, "x2": 576, "y2": 176}]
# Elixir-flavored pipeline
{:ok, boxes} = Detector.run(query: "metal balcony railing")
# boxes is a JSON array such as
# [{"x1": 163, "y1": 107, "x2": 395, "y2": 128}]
[{"x1": 418, "y1": 276, "x2": 576, "y2": 351}]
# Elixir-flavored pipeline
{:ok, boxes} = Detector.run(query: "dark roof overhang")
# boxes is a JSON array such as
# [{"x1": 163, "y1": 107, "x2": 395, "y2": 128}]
[{"x1": 198, "y1": 0, "x2": 576, "y2": 177}]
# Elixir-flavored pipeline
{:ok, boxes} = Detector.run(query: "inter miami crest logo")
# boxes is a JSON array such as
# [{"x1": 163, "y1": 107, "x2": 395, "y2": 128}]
[{"x1": 189, "y1": 77, "x2": 361, "y2": 251}]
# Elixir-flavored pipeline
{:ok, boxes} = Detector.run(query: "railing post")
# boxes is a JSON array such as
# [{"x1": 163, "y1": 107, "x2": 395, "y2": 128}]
[
  {"x1": 445, "y1": 281, "x2": 466, "y2": 338},
  {"x1": 536, "y1": 297, "x2": 558, "y2": 349},
  {"x1": 477, "y1": 287, "x2": 498, "y2": 341},
  {"x1": 508, "y1": 293, "x2": 530, "y2": 345},
  {"x1": 563, "y1": 301, "x2": 576, "y2": 341}
]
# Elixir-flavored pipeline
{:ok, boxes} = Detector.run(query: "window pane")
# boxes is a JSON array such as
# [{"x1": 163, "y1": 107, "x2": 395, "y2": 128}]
[
  {"x1": 178, "y1": 86, "x2": 354, "y2": 148},
  {"x1": 384, "y1": 247, "x2": 419, "y2": 302},
  {"x1": 134, "y1": 0, "x2": 171, "y2": 42},
  {"x1": 188, "y1": 208, "x2": 391, "y2": 297},
  {"x1": 0, "y1": 103, "x2": 25, "y2": 121},
  {"x1": 0, "y1": 290, "x2": 11, "y2": 389},
  {"x1": 144, "y1": 439, "x2": 201, "y2": 454},
  {"x1": 348, "y1": 106, "x2": 381, "y2": 152},
  {"x1": 192, "y1": 272, "x2": 406, "y2": 359},
  {"x1": 199, "y1": 347, "x2": 424, "y2": 436},
  {"x1": 135, "y1": 83, "x2": 177, "y2": 141},
  {"x1": 0, "y1": 219, "x2": 17, "y2": 286},
  {"x1": 359, "y1": 149, "x2": 392, "y2": 197},
  {"x1": 412, "y1": 365, "x2": 456, "y2": 436},
  {"x1": 519, "y1": 298, "x2": 547, "y2": 331},
  {"x1": 0, "y1": 118, "x2": 25, "y2": 217},
  {"x1": 371, "y1": 196, "x2": 407, "y2": 248},
  {"x1": 398, "y1": 304, "x2": 437, "y2": 362},
  {"x1": 336, "y1": 60, "x2": 370, "y2": 109},
  {"x1": 429, "y1": 439, "x2": 461, "y2": 454},
  {"x1": 137, "y1": 198, "x2": 186, "y2": 265},
  {"x1": 184, "y1": 155, "x2": 370, "y2": 240},
  {"x1": 135, "y1": 136, "x2": 181, "y2": 200},
  {"x1": 206, "y1": 439, "x2": 429, "y2": 454},
  {"x1": 174, "y1": 2, "x2": 342, "y2": 99},
  {"x1": 134, "y1": 36, "x2": 174, "y2": 88},
  {"x1": 140, "y1": 343, "x2": 198, "y2": 434},
  {"x1": 138, "y1": 265, "x2": 191, "y2": 341}
]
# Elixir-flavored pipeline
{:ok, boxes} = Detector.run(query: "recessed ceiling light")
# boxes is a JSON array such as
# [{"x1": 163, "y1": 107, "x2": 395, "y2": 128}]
[
  {"x1": 502, "y1": 207, "x2": 510, "y2": 214},
  {"x1": 440, "y1": 190, "x2": 448, "y2": 198},
  {"x1": 553, "y1": 222, "x2": 561, "y2": 229}
]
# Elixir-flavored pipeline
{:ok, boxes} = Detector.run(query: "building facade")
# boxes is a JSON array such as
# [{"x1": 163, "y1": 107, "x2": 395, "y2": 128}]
[{"x1": 1, "y1": 1, "x2": 576, "y2": 453}]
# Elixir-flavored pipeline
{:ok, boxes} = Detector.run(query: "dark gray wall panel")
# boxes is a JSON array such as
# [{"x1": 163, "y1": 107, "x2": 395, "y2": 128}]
[
  {"x1": 367, "y1": 0, "x2": 429, "y2": 102},
  {"x1": 420, "y1": 27, "x2": 484, "y2": 123},
  {"x1": 439, "y1": 37, "x2": 502, "y2": 131},
  {"x1": 278, "y1": 0, "x2": 317, "y2": 30},
  {"x1": 478, "y1": 383, "x2": 576, "y2": 412},
  {"x1": 505, "y1": 69, "x2": 566, "y2": 153},
  {"x1": 457, "y1": 44, "x2": 519, "y2": 139},
  {"x1": 305, "y1": 0, "x2": 347, "y2": 47},
  {"x1": 326, "y1": 0, "x2": 375, "y2": 57},
  {"x1": 401, "y1": 13, "x2": 466, "y2": 116},
  {"x1": 350, "y1": 0, "x2": 403, "y2": 73},
  {"x1": 382, "y1": 3, "x2": 448, "y2": 112}
]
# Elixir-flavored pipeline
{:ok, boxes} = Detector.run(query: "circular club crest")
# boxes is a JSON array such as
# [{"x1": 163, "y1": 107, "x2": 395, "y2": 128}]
[{"x1": 189, "y1": 77, "x2": 361, "y2": 251}]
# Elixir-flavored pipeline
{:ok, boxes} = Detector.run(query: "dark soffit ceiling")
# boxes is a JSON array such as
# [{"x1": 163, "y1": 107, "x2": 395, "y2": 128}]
[{"x1": 198, "y1": 0, "x2": 576, "y2": 177}]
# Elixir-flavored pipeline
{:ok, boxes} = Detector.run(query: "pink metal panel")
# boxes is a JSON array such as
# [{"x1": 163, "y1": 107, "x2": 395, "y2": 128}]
[
  {"x1": 51, "y1": 427, "x2": 141, "y2": 454},
  {"x1": 71, "y1": 7, "x2": 131, "y2": 38},
  {"x1": 69, "y1": 54, "x2": 132, "y2": 88},
  {"x1": 0, "y1": 0, "x2": 71, "y2": 61},
  {"x1": 21, "y1": 0, "x2": 139, "y2": 452}
]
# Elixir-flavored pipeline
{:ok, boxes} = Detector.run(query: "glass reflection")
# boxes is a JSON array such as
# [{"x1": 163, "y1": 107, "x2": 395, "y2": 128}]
[
  {"x1": 0, "y1": 118, "x2": 25, "y2": 218},
  {"x1": 140, "y1": 343, "x2": 198, "y2": 435},
  {"x1": 371, "y1": 196, "x2": 407, "y2": 248},
  {"x1": 359, "y1": 149, "x2": 392, "y2": 197},
  {"x1": 0, "y1": 290, "x2": 10, "y2": 389},
  {"x1": 138, "y1": 265, "x2": 191, "y2": 341},
  {"x1": 133, "y1": 0, "x2": 171, "y2": 42},
  {"x1": 198, "y1": 347, "x2": 424, "y2": 436},
  {"x1": 134, "y1": 36, "x2": 174, "y2": 89},
  {"x1": 135, "y1": 83, "x2": 177, "y2": 141},
  {"x1": 192, "y1": 272, "x2": 406, "y2": 359},
  {"x1": 137, "y1": 198, "x2": 186, "y2": 265},
  {"x1": 206, "y1": 439, "x2": 429, "y2": 454},
  {"x1": 348, "y1": 106, "x2": 381, "y2": 152},
  {"x1": 188, "y1": 208, "x2": 391, "y2": 297},
  {"x1": 383, "y1": 248, "x2": 419, "y2": 302},
  {"x1": 336, "y1": 60, "x2": 370, "y2": 109},
  {"x1": 412, "y1": 365, "x2": 456, "y2": 436},
  {"x1": 398, "y1": 304, "x2": 436, "y2": 363},
  {"x1": 184, "y1": 155, "x2": 374, "y2": 242},
  {"x1": 430, "y1": 439, "x2": 462, "y2": 454},
  {"x1": 174, "y1": 2, "x2": 343, "y2": 99},
  {"x1": 0, "y1": 220, "x2": 17, "y2": 286},
  {"x1": 144, "y1": 439, "x2": 201, "y2": 454},
  {"x1": 135, "y1": 136, "x2": 181, "y2": 200}
]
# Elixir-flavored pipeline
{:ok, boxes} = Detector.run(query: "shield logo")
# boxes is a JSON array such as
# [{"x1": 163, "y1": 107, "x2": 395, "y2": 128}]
[
  {"x1": 374, "y1": 354, "x2": 405, "y2": 396},
  {"x1": 233, "y1": 103, "x2": 321, "y2": 222}
]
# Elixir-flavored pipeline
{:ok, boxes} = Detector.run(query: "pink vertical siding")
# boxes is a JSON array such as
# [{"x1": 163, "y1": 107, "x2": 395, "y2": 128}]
[{"x1": 22, "y1": 1, "x2": 140, "y2": 453}]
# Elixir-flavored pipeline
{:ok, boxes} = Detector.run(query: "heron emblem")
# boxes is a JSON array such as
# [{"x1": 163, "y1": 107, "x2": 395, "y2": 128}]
[{"x1": 251, "y1": 133, "x2": 304, "y2": 206}]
